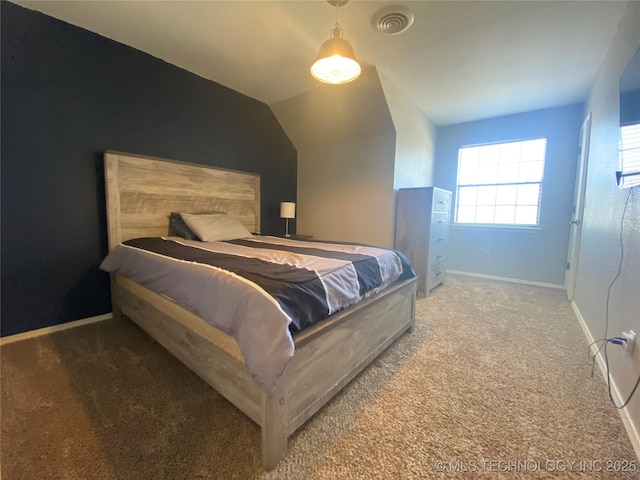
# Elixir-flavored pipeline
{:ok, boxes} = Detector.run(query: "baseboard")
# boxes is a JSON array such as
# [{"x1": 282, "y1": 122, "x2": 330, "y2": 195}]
[
  {"x1": 447, "y1": 270, "x2": 565, "y2": 290},
  {"x1": 571, "y1": 301, "x2": 640, "y2": 461},
  {"x1": 0, "y1": 313, "x2": 113, "y2": 346}
]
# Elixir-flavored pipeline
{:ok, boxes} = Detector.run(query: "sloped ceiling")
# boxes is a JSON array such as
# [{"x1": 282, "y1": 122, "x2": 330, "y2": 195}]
[
  {"x1": 270, "y1": 66, "x2": 394, "y2": 149},
  {"x1": 13, "y1": 0, "x2": 627, "y2": 126}
]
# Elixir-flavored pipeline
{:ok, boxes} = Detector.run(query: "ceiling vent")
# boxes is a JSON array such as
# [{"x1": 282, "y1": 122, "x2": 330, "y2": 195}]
[{"x1": 372, "y1": 6, "x2": 414, "y2": 35}]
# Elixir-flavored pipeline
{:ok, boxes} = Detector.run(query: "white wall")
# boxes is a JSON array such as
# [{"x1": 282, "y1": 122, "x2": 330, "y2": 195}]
[
  {"x1": 573, "y1": 1, "x2": 640, "y2": 449},
  {"x1": 297, "y1": 133, "x2": 396, "y2": 246},
  {"x1": 378, "y1": 72, "x2": 437, "y2": 189},
  {"x1": 434, "y1": 105, "x2": 584, "y2": 286},
  {"x1": 271, "y1": 66, "x2": 438, "y2": 247},
  {"x1": 270, "y1": 66, "x2": 396, "y2": 245}
]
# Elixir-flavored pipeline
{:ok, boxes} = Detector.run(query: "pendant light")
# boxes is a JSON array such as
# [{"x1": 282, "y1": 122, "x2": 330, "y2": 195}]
[{"x1": 310, "y1": 0, "x2": 361, "y2": 85}]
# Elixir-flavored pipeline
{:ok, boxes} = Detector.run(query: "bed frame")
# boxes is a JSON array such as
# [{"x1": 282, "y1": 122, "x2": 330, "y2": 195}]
[{"x1": 104, "y1": 151, "x2": 417, "y2": 469}]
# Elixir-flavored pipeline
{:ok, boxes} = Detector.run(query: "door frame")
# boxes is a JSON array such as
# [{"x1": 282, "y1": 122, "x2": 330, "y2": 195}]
[{"x1": 565, "y1": 112, "x2": 591, "y2": 300}]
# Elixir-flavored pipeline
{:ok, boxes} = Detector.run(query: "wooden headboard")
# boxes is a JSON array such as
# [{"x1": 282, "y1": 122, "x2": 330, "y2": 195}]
[{"x1": 104, "y1": 151, "x2": 261, "y2": 249}]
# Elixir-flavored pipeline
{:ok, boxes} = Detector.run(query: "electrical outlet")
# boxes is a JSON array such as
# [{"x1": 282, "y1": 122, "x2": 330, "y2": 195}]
[{"x1": 623, "y1": 330, "x2": 636, "y2": 354}]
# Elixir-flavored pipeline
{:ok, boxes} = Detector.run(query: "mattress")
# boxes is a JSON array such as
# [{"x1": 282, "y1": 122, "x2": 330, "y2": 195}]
[{"x1": 100, "y1": 236, "x2": 415, "y2": 392}]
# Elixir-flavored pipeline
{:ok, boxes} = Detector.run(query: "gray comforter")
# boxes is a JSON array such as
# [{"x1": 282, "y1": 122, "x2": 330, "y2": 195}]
[{"x1": 100, "y1": 235, "x2": 414, "y2": 392}]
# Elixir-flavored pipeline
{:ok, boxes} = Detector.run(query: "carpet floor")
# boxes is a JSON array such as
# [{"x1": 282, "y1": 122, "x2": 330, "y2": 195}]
[{"x1": 1, "y1": 274, "x2": 637, "y2": 479}]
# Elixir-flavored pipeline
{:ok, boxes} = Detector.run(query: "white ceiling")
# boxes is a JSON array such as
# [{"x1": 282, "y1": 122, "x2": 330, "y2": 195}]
[{"x1": 15, "y1": 0, "x2": 627, "y2": 126}]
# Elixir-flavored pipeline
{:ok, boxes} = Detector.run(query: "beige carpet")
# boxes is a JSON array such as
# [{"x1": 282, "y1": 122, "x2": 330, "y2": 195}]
[{"x1": 1, "y1": 275, "x2": 637, "y2": 479}]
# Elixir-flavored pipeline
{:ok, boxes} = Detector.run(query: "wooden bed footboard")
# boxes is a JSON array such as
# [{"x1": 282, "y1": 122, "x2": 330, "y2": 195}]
[{"x1": 111, "y1": 274, "x2": 416, "y2": 469}]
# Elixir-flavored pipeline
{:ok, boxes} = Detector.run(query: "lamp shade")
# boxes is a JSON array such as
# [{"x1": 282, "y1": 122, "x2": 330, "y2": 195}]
[
  {"x1": 280, "y1": 202, "x2": 296, "y2": 219},
  {"x1": 311, "y1": 27, "x2": 361, "y2": 84}
]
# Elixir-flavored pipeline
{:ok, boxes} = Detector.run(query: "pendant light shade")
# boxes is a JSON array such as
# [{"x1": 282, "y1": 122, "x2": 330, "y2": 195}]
[
  {"x1": 311, "y1": 1, "x2": 361, "y2": 85},
  {"x1": 311, "y1": 27, "x2": 361, "y2": 84}
]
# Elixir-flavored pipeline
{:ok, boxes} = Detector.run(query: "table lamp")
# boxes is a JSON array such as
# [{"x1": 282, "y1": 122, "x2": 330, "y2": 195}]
[{"x1": 280, "y1": 202, "x2": 296, "y2": 237}]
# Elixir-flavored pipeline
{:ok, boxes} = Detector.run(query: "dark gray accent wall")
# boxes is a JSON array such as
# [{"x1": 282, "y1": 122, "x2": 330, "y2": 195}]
[{"x1": 1, "y1": 2, "x2": 297, "y2": 336}]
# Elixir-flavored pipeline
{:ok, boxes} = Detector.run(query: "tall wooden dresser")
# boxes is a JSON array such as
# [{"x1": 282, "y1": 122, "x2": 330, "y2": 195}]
[{"x1": 395, "y1": 187, "x2": 452, "y2": 297}]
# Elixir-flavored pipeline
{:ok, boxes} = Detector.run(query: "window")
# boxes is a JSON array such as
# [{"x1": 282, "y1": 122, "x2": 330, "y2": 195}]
[
  {"x1": 618, "y1": 123, "x2": 640, "y2": 188},
  {"x1": 455, "y1": 138, "x2": 547, "y2": 226}
]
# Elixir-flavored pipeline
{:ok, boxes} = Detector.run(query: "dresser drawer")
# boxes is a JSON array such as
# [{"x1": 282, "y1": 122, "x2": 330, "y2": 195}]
[
  {"x1": 432, "y1": 189, "x2": 451, "y2": 213},
  {"x1": 429, "y1": 223, "x2": 449, "y2": 249},
  {"x1": 427, "y1": 261, "x2": 446, "y2": 292},
  {"x1": 429, "y1": 247, "x2": 446, "y2": 265},
  {"x1": 431, "y1": 210, "x2": 450, "y2": 228}
]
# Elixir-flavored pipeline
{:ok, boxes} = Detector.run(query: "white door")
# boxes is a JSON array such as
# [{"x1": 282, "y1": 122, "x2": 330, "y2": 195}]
[{"x1": 566, "y1": 113, "x2": 591, "y2": 301}]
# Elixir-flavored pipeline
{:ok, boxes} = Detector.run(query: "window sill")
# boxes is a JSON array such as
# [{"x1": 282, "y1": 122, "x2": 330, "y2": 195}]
[{"x1": 452, "y1": 223, "x2": 542, "y2": 233}]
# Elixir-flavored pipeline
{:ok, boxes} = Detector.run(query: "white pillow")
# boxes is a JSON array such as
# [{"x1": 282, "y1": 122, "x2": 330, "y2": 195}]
[{"x1": 180, "y1": 213, "x2": 252, "y2": 242}]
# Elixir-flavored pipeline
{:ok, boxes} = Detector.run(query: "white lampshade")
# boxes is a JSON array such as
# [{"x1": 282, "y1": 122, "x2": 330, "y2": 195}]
[
  {"x1": 280, "y1": 202, "x2": 296, "y2": 219},
  {"x1": 311, "y1": 27, "x2": 361, "y2": 84}
]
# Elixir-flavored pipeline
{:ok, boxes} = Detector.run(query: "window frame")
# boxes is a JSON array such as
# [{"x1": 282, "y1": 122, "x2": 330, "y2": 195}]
[
  {"x1": 454, "y1": 138, "x2": 548, "y2": 227},
  {"x1": 618, "y1": 121, "x2": 640, "y2": 189}
]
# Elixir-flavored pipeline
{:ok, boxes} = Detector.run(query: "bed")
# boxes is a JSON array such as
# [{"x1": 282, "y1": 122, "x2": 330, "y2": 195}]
[{"x1": 102, "y1": 151, "x2": 417, "y2": 469}]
